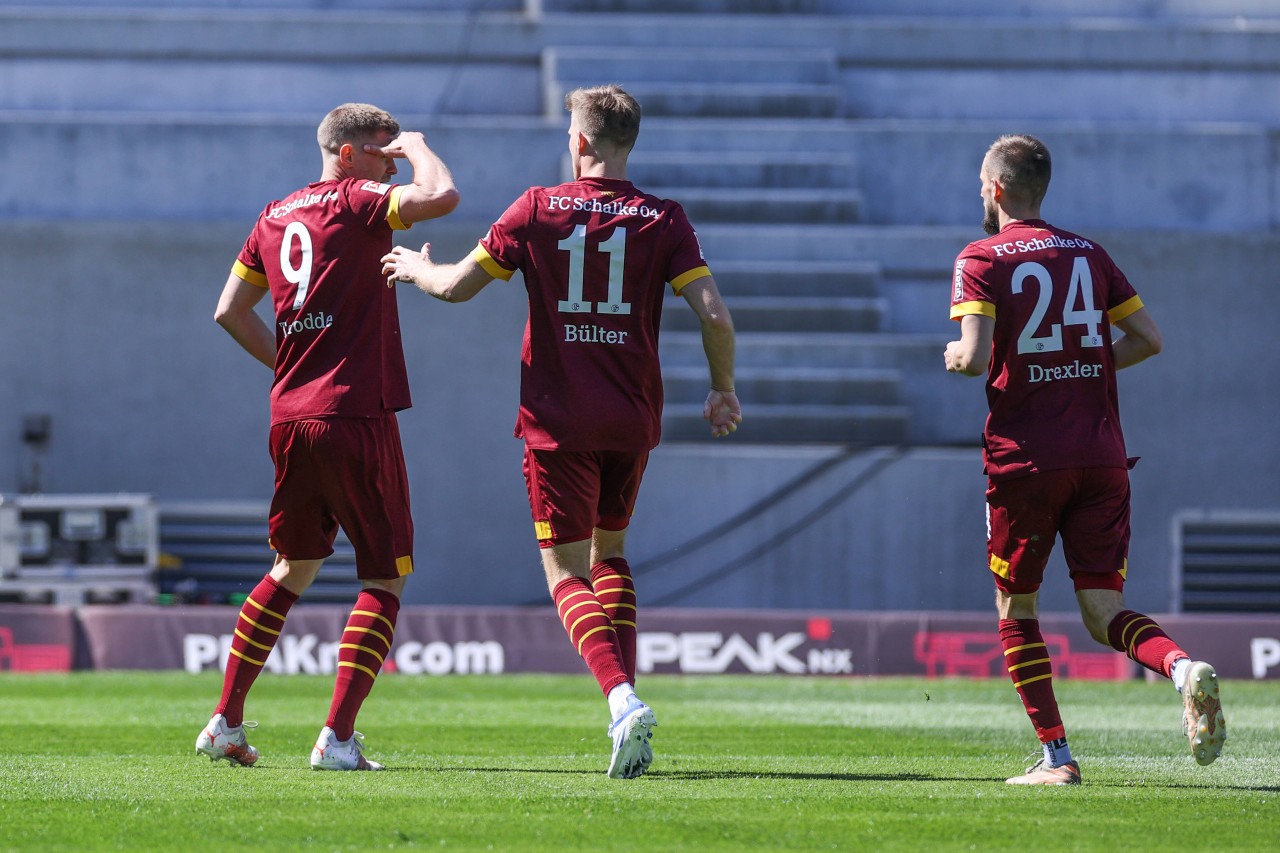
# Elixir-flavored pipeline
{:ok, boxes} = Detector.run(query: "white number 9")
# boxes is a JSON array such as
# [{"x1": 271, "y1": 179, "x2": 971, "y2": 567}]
[{"x1": 282, "y1": 221, "x2": 314, "y2": 310}]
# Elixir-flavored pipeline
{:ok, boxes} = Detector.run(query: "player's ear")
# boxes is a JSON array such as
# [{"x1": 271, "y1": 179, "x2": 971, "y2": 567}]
[
  {"x1": 338, "y1": 142, "x2": 355, "y2": 166},
  {"x1": 576, "y1": 132, "x2": 589, "y2": 156}
]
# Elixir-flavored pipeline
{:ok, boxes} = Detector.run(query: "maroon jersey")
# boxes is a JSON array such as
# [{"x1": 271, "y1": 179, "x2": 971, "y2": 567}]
[
  {"x1": 233, "y1": 178, "x2": 413, "y2": 425},
  {"x1": 950, "y1": 219, "x2": 1144, "y2": 480},
  {"x1": 472, "y1": 177, "x2": 711, "y2": 451}
]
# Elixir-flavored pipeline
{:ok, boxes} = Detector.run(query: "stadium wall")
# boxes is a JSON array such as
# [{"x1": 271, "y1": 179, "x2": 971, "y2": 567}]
[{"x1": 1, "y1": 221, "x2": 1277, "y2": 613}]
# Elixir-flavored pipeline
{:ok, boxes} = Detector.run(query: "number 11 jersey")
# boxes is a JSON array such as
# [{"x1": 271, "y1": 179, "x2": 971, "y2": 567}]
[
  {"x1": 472, "y1": 176, "x2": 711, "y2": 452},
  {"x1": 950, "y1": 219, "x2": 1145, "y2": 480}
]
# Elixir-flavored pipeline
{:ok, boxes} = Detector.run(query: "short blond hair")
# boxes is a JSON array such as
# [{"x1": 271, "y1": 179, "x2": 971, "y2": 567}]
[
  {"x1": 317, "y1": 103, "x2": 400, "y2": 153},
  {"x1": 564, "y1": 84, "x2": 641, "y2": 154}
]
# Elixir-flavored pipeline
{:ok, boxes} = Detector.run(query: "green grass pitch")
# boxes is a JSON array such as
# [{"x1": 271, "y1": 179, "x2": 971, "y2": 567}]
[{"x1": 0, "y1": 672, "x2": 1276, "y2": 851}]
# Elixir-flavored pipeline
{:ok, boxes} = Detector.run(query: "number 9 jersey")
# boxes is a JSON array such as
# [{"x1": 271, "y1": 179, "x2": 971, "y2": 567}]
[
  {"x1": 949, "y1": 219, "x2": 1145, "y2": 480},
  {"x1": 472, "y1": 176, "x2": 711, "y2": 452},
  {"x1": 233, "y1": 178, "x2": 414, "y2": 425}
]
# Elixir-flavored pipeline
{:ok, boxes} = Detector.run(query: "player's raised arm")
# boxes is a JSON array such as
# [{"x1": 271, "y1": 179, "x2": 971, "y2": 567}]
[
  {"x1": 679, "y1": 275, "x2": 741, "y2": 437},
  {"x1": 368, "y1": 132, "x2": 459, "y2": 224}
]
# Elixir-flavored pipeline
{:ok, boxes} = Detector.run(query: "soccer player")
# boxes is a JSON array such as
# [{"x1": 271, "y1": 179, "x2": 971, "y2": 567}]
[
  {"x1": 945, "y1": 134, "x2": 1226, "y2": 785},
  {"x1": 381, "y1": 84, "x2": 741, "y2": 779},
  {"x1": 195, "y1": 103, "x2": 459, "y2": 771}
]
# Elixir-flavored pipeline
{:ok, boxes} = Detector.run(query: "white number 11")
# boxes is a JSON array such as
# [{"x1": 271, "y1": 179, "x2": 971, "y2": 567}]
[{"x1": 557, "y1": 225, "x2": 631, "y2": 315}]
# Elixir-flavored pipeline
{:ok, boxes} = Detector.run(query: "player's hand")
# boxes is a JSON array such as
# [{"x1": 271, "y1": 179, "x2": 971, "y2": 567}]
[
  {"x1": 365, "y1": 131, "x2": 426, "y2": 159},
  {"x1": 704, "y1": 388, "x2": 742, "y2": 438},
  {"x1": 382, "y1": 242, "x2": 433, "y2": 288},
  {"x1": 943, "y1": 340, "x2": 964, "y2": 372}
]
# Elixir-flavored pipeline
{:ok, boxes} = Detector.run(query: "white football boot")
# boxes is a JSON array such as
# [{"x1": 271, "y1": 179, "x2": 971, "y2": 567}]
[
  {"x1": 607, "y1": 696, "x2": 657, "y2": 779},
  {"x1": 195, "y1": 714, "x2": 259, "y2": 767},
  {"x1": 310, "y1": 726, "x2": 385, "y2": 771}
]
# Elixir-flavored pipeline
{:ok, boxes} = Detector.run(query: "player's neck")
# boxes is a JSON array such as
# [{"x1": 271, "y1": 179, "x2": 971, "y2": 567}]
[
  {"x1": 999, "y1": 208, "x2": 1042, "y2": 229},
  {"x1": 576, "y1": 159, "x2": 628, "y2": 181}
]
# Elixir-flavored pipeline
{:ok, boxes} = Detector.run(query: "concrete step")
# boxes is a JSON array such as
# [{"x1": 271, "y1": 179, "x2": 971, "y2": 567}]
[
  {"x1": 840, "y1": 67, "x2": 1280, "y2": 124},
  {"x1": 547, "y1": 82, "x2": 843, "y2": 119},
  {"x1": 627, "y1": 151, "x2": 858, "y2": 189},
  {"x1": 537, "y1": 0, "x2": 1280, "y2": 19},
  {"x1": 544, "y1": 47, "x2": 838, "y2": 86},
  {"x1": 711, "y1": 260, "x2": 882, "y2": 298},
  {"x1": 662, "y1": 403, "x2": 910, "y2": 445},
  {"x1": 662, "y1": 295, "x2": 886, "y2": 333},
  {"x1": 649, "y1": 187, "x2": 862, "y2": 224},
  {"x1": 660, "y1": 331, "x2": 948, "y2": 370},
  {"x1": 663, "y1": 365, "x2": 902, "y2": 406},
  {"x1": 0, "y1": 58, "x2": 537, "y2": 117}
]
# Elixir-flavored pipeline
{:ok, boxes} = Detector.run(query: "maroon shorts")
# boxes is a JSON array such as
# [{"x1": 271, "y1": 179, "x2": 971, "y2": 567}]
[
  {"x1": 985, "y1": 467, "x2": 1130, "y2": 595},
  {"x1": 522, "y1": 446, "x2": 650, "y2": 548},
  {"x1": 268, "y1": 414, "x2": 414, "y2": 580}
]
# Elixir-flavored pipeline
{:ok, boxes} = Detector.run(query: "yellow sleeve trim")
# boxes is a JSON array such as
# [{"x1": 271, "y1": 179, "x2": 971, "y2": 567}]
[
  {"x1": 395, "y1": 555, "x2": 414, "y2": 577},
  {"x1": 1108, "y1": 294, "x2": 1144, "y2": 324},
  {"x1": 951, "y1": 300, "x2": 995, "y2": 320},
  {"x1": 670, "y1": 265, "x2": 712, "y2": 293},
  {"x1": 232, "y1": 260, "x2": 268, "y2": 288},
  {"x1": 471, "y1": 244, "x2": 516, "y2": 281},
  {"x1": 386, "y1": 185, "x2": 409, "y2": 231}
]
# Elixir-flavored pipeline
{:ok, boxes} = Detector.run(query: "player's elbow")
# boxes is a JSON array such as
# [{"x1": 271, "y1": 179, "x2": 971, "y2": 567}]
[{"x1": 433, "y1": 188, "x2": 460, "y2": 218}]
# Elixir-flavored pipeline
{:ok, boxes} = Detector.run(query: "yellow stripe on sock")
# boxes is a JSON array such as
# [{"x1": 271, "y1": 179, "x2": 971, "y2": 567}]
[
  {"x1": 612, "y1": 619, "x2": 637, "y2": 628},
  {"x1": 1007, "y1": 657, "x2": 1052, "y2": 673},
  {"x1": 350, "y1": 608, "x2": 395, "y2": 632},
  {"x1": 560, "y1": 599, "x2": 597, "y2": 622},
  {"x1": 344, "y1": 625, "x2": 390, "y2": 647},
  {"x1": 234, "y1": 627, "x2": 274, "y2": 653},
  {"x1": 245, "y1": 596, "x2": 285, "y2": 621},
  {"x1": 1013, "y1": 672, "x2": 1053, "y2": 689},
  {"x1": 1126, "y1": 623, "x2": 1156, "y2": 654},
  {"x1": 339, "y1": 643, "x2": 385, "y2": 665},
  {"x1": 593, "y1": 573, "x2": 624, "y2": 584},
  {"x1": 337, "y1": 660, "x2": 379, "y2": 679},
  {"x1": 229, "y1": 646, "x2": 267, "y2": 667},
  {"x1": 603, "y1": 602, "x2": 637, "y2": 613},
  {"x1": 1003, "y1": 642, "x2": 1046, "y2": 656},
  {"x1": 575, "y1": 623, "x2": 616, "y2": 655},
  {"x1": 238, "y1": 615, "x2": 282, "y2": 637},
  {"x1": 568, "y1": 611, "x2": 608, "y2": 636}
]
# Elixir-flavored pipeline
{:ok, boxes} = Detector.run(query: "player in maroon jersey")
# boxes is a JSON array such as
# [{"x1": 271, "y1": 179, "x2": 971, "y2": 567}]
[
  {"x1": 945, "y1": 134, "x2": 1225, "y2": 784},
  {"x1": 381, "y1": 85, "x2": 740, "y2": 778},
  {"x1": 195, "y1": 103, "x2": 459, "y2": 771}
]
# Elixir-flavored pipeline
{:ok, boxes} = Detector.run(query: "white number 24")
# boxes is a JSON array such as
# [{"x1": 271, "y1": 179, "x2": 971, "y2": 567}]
[{"x1": 1012, "y1": 256, "x2": 1103, "y2": 354}]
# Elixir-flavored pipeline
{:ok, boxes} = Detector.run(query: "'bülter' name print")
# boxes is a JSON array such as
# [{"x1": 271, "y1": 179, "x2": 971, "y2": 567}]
[{"x1": 564, "y1": 323, "x2": 629, "y2": 345}]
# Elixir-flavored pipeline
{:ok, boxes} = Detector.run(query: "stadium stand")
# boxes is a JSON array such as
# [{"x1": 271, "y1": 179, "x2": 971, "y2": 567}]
[{"x1": 1, "y1": 0, "x2": 1276, "y2": 609}]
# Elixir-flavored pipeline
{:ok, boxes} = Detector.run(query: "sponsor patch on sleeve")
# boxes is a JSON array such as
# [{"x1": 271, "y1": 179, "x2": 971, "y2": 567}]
[
  {"x1": 952, "y1": 258, "x2": 968, "y2": 303},
  {"x1": 360, "y1": 180, "x2": 392, "y2": 196}
]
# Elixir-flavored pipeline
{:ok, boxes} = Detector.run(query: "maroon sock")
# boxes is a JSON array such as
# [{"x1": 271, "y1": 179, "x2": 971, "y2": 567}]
[
  {"x1": 590, "y1": 558, "x2": 637, "y2": 684},
  {"x1": 999, "y1": 619, "x2": 1065, "y2": 743},
  {"x1": 1106, "y1": 610, "x2": 1186, "y2": 677},
  {"x1": 553, "y1": 576, "x2": 629, "y2": 696},
  {"x1": 215, "y1": 574, "x2": 298, "y2": 727},
  {"x1": 326, "y1": 588, "x2": 400, "y2": 741}
]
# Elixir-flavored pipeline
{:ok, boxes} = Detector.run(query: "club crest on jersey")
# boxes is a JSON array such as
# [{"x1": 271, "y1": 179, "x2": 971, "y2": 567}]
[{"x1": 360, "y1": 181, "x2": 392, "y2": 196}]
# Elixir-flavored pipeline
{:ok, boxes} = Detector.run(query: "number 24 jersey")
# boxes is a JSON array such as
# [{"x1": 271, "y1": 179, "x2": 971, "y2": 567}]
[{"x1": 950, "y1": 219, "x2": 1145, "y2": 480}]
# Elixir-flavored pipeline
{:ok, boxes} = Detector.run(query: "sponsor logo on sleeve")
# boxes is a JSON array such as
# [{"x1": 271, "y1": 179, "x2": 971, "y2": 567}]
[
  {"x1": 360, "y1": 181, "x2": 392, "y2": 196},
  {"x1": 953, "y1": 258, "x2": 967, "y2": 302}
]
